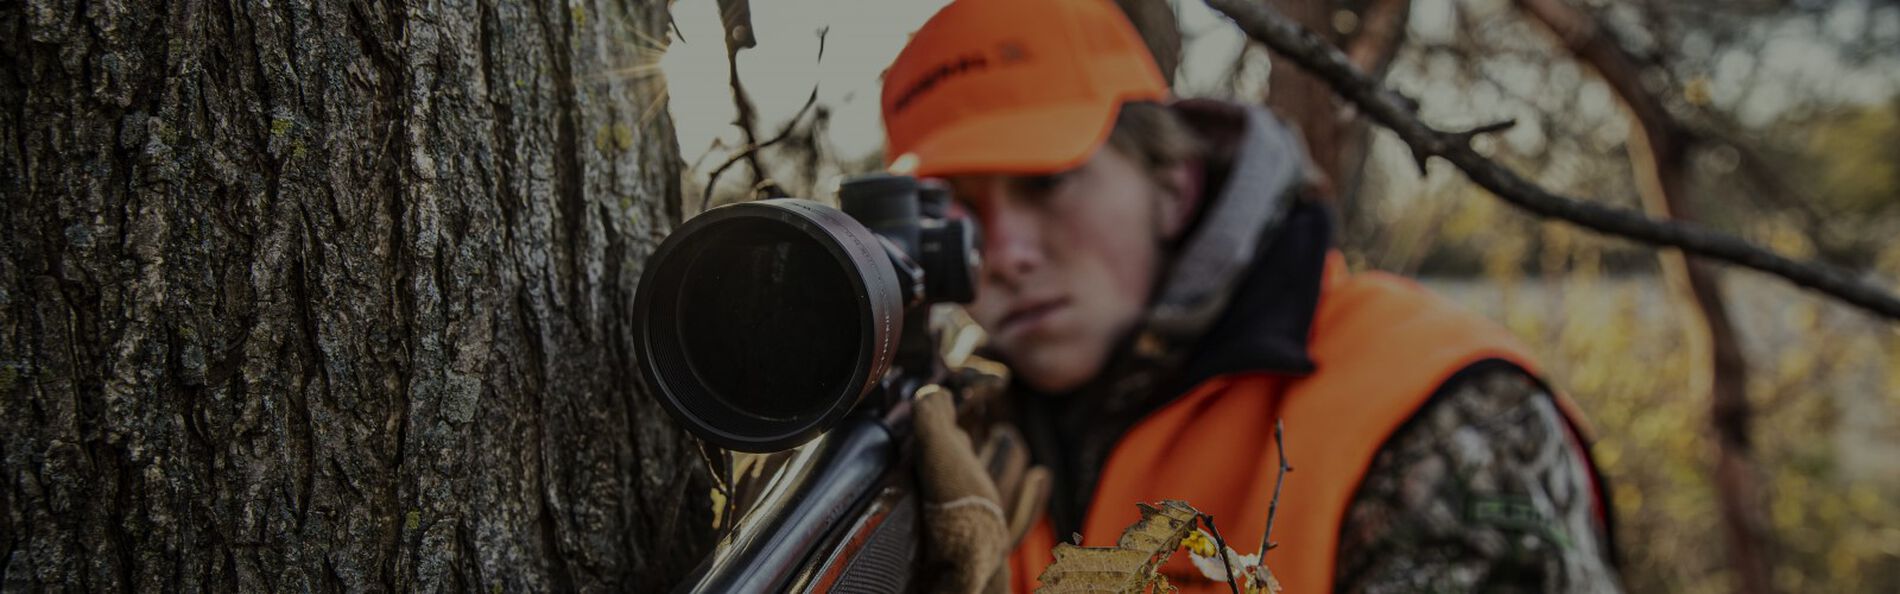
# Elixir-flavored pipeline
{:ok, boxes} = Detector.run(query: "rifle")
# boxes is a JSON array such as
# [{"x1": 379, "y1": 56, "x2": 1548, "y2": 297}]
[{"x1": 634, "y1": 174, "x2": 992, "y2": 592}]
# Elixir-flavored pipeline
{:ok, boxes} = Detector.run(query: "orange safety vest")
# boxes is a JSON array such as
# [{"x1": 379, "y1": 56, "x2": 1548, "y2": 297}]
[{"x1": 1008, "y1": 254, "x2": 1600, "y2": 593}]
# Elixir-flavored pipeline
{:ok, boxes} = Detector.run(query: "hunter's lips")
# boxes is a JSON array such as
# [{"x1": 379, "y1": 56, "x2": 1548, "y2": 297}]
[{"x1": 998, "y1": 297, "x2": 1069, "y2": 338}]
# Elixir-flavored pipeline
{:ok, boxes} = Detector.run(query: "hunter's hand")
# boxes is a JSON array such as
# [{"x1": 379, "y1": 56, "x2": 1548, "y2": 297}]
[{"x1": 914, "y1": 387, "x2": 1051, "y2": 594}]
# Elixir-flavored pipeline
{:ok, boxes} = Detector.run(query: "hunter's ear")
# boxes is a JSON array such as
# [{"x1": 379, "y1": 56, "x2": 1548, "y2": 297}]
[{"x1": 1156, "y1": 161, "x2": 1200, "y2": 241}]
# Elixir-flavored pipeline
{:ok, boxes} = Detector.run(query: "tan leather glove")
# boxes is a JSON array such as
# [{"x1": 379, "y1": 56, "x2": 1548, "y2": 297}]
[{"x1": 915, "y1": 387, "x2": 1052, "y2": 594}]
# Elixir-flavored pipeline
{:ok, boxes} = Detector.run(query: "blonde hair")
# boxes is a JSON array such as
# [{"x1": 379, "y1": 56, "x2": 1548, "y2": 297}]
[{"x1": 1104, "y1": 102, "x2": 1204, "y2": 193}]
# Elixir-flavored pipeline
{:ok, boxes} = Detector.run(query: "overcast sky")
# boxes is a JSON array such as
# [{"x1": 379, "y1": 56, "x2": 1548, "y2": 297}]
[{"x1": 659, "y1": 0, "x2": 1265, "y2": 162}]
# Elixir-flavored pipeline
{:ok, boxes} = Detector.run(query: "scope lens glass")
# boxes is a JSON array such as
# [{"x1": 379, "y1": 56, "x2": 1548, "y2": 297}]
[{"x1": 677, "y1": 219, "x2": 862, "y2": 421}]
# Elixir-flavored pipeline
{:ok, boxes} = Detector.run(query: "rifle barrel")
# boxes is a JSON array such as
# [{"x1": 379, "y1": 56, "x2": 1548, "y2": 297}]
[{"x1": 673, "y1": 414, "x2": 896, "y2": 593}]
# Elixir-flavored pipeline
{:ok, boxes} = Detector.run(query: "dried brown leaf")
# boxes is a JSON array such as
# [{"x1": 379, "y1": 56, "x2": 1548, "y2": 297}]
[{"x1": 1036, "y1": 501, "x2": 1201, "y2": 594}]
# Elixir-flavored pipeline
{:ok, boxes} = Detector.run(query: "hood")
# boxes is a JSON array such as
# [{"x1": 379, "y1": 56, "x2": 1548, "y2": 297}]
[{"x1": 1144, "y1": 99, "x2": 1319, "y2": 353}]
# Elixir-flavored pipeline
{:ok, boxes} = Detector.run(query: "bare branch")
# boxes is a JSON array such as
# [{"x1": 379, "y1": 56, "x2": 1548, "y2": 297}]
[
  {"x1": 1202, "y1": 0, "x2": 1900, "y2": 321},
  {"x1": 711, "y1": 0, "x2": 783, "y2": 207},
  {"x1": 714, "y1": 0, "x2": 756, "y2": 49},
  {"x1": 1258, "y1": 420, "x2": 1290, "y2": 560},
  {"x1": 1198, "y1": 514, "x2": 1244, "y2": 594},
  {"x1": 701, "y1": 23, "x2": 829, "y2": 212},
  {"x1": 1407, "y1": 118, "x2": 1517, "y2": 175},
  {"x1": 699, "y1": 83, "x2": 822, "y2": 212},
  {"x1": 720, "y1": 54, "x2": 781, "y2": 201}
]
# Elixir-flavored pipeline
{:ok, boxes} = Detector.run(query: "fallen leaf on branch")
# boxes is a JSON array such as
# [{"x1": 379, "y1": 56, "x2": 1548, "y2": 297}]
[
  {"x1": 1036, "y1": 501, "x2": 1201, "y2": 593},
  {"x1": 1035, "y1": 501, "x2": 1282, "y2": 593}
]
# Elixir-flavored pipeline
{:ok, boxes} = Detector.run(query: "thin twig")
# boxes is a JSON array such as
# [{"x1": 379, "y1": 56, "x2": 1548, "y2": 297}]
[
  {"x1": 699, "y1": 83, "x2": 822, "y2": 212},
  {"x1": 695, "y1": 440, "x2": 736, "y2": 534},
  {"x1": 699, "y1": 27, "x2": 829, "y2": 212},
  {"x1": 1200, "y1": 514, "x2": 1243, "y2": 594},
  {"x1": 721, "y1": 49, "x2": 782, "y2": 201},
  {"x1": 1407, "y1": 119, "x2": 1518, "y2": 175},
  {"x1": 1202, "y1": 0, "x2": 1900, "y2": 321},
  {"x1": 1259, "y1": 420, "x2": 1290, "y2": 560},
  {"x1": 707, "y1": 0, "x2": 781, "y2": 210}
]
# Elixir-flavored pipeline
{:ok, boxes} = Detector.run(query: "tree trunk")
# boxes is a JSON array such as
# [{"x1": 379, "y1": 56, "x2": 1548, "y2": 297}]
[
  {"x1": 1, "y1": 0, "x2": 712, "y2": 591},
  {"x1": 1514, "y1": 1, "x2": 1774, "y2": 593},
  {"x1": 1114, "y1": 0, "x2": 1183, "y2": 84},
  {"x1": 1261, "y1": 0, "x2": 1408, "y2": 212},
  {"x1": 1265, "y1": 0, "x2": 1347, "y2": 192}
]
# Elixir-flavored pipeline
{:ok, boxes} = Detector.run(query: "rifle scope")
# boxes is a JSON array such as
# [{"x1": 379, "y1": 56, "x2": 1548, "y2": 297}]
[{"x1": 634, "y1": 175, "x2": 978, "y2": 452}]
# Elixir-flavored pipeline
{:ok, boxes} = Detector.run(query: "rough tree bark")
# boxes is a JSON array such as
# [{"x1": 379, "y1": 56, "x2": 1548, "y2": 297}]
[
  {"x1": 1, "y1": 0, "x2": 712, "y2": 591},
  {"x1": 1513, "y1": 2, "x2": 1775, "y2": 593}
]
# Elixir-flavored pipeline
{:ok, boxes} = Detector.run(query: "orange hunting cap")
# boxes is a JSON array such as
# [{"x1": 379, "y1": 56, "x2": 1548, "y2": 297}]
[{"x1": 881, "y1": 0, "x2": 1170, "y2": 178}]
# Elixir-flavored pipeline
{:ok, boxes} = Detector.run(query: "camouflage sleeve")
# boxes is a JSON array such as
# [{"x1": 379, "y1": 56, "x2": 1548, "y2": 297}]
[{"x1": 1333, "y1": 366, "x2": 1622, "y2": 594}]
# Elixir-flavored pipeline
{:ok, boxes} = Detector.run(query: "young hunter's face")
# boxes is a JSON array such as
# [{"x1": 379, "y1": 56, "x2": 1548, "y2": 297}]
[{"x1": 949, "y1": 147, "x2": 1186, "y2": 393}]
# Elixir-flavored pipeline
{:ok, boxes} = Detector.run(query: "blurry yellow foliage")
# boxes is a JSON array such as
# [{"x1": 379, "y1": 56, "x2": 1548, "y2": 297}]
[{"x1": 1806, "y1": 104, "x2": 1900, "y2": 216}]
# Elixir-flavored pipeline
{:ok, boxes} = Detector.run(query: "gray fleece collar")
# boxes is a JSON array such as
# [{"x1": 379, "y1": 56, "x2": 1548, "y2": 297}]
[{"x1": 1145, "y1": 105, "x2": 1314, "y2": 346}]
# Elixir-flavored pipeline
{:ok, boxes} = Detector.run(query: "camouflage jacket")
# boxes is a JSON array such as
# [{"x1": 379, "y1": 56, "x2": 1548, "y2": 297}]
[{"x1": 1334, "y1": 364, "x2": 1621, "y2": 594}]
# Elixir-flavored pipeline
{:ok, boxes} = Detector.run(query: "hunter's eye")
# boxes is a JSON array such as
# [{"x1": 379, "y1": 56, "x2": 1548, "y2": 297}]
[{"x1": 1014, "y1": 172, "x2": 1069, "y2": 196}]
